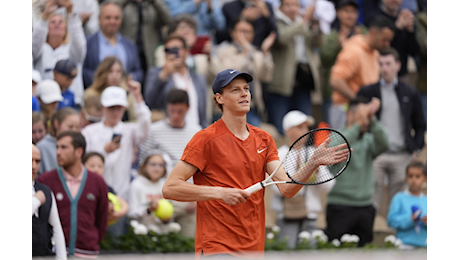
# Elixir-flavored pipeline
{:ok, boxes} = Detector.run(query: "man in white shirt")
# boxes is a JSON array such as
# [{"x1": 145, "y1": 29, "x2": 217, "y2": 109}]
[
  {"x1": 32, "y1": 144, "x2": 67, "y2": 260},
  {"x1": 82, "y1": 81, "x2": 151, "y2": 202}
]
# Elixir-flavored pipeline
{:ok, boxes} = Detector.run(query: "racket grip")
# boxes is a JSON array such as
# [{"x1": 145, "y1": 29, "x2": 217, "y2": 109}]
[{"x1": 245, "y1": 182, "x2": 264, "y2": 194}]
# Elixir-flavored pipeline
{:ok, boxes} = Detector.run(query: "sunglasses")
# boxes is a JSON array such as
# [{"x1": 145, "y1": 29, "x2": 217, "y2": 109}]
[
  {"x1": 82, "y1": 108, "x2": 102, "y2": 123},
  {"x1": 147, "y1": 162, "x2": 165, "y2": 168}
]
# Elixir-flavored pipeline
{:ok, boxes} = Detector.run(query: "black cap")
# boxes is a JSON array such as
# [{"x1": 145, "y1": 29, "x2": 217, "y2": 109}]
[
  {"x1": 211, "y1": 69, "x2": 253, "y2": 94},
  {"x1": 54, "y1": 59, "x2": 78, "y2": 78},
  {"x1": 337, "y1": 0, "x2": 358, "y2": 9}
]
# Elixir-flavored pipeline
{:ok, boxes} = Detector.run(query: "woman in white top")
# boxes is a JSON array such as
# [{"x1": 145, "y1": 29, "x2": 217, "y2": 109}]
[{"x1": 32, "y1": 0, "x2": 86, "y2": 106}]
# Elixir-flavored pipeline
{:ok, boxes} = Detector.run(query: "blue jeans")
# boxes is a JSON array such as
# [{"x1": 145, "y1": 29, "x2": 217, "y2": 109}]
[{"x1": 267, "y1": 87, "x2": 312, "y2": 135}]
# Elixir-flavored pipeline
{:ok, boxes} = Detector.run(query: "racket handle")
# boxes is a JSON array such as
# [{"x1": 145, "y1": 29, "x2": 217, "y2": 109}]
[{"x1": 245, "y1": 182, "x2": 264, "y2": 194}]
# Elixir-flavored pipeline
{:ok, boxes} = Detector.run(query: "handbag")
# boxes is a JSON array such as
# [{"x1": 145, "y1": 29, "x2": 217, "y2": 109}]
[{"x1": 295, "y1": 63, "x2": 315, "y2": 91}]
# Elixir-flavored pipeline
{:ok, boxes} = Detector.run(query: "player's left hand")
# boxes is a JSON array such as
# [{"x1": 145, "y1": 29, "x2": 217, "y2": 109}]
[{"x1": 310, "y1": 138, "x2": 350, "y2": 166}]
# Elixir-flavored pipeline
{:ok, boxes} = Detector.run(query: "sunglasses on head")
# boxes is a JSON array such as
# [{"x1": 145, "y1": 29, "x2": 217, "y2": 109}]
[{"x1": 82, "y1": 108, "x2": 102, "y2": 124}]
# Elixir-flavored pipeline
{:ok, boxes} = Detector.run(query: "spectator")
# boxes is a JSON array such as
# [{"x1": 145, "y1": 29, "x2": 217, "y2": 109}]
[
  {"x1": 211, "y1": 17, "x2": 275, "y2": 126},
  {"x1": 84, "y1": 56, "x2": 142, "y2": 122},
  {"x1": 328, "y1": 15, "x2": 395, "y2": 130},
  {"x1": 387, "y1": 161, "x2": 427, "y2": 249},
  {"x1": 140, "y1": 89, "x2": 202, "y2": 171},
  {"x1": 357, "y1": 47, "x2": 426, "y2": 213},
  {"x1": 153, "y1": 14, "x2": 211, "y2": 81},
  {"x1": 82, "y1": 85, "x2": 151, "y2": 202},
  {"x1": 112, "y1": 0, "x2": 172, "y2": 72},
  {"x1": 366, "y1": 0, "x2": 420, "y2": 83},
  {"x1": 37, "y1": 107, "x2": 81, "y2": 175},
  {"x1": 53, "y1": 59, "x2": 78, "y2": 110},
  {"x1": 33, "y1": 0, "x2": 86, "y2": 106},
  {"x1": 320, "y1": 0, "x2": 366, "y2": 125},
  {"x1": 139, "y1": 89, "x2": 201, "y2": 238},
  {"x1": 80, "y1": 95, "x2": 103, "y2": 129},
  {"x1": 218, "y1": 0, "x2": 277, "y2": 49},
  {"x1": 129, "y1": 150, "x2": 180, "y2": 234},
  {"x1": 144, "y1": 35, "x2": 208, "y2": 128},
  {"x1": 82, "y1": 152, "x2": 129, "y2": 236},
  {"x1": 33, "y1": 112, "x2": 48, "y2": 145},
  {"x1": 32, "y1": 144, "x2": 67, "y2": 260},
  {"x1": 325, "y1": 97, "x2": 389, "y2": 247},
  {"x1": 35, "y1": 79, "x2": 63, "y2": 125},
  {"x1": 83, "y1": 1, "x2": 144, "y2": 88},
  {"x1": 36, "y1": 131, "x2": 109, "y2": 258},
  {"x1": 268, "y1": 0, "x2": 322, "y2": 135},
  {"x1": 165, "y1": 0, "x2": 226, "y2": 36},
  {"x1": 271, "y1": 110, "x2": 335, "y2": 249},
  {"x1": 33, "y1": 69, "x2": 42, "y2": 96}
]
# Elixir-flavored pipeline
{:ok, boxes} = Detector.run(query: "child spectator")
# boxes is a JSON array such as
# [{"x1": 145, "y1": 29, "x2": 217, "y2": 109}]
[
  {"x1": 36, "y1": 79, "x2": 63, "y2": 124},
  {"x1": 81, "y1": 85, "x2": 150, "y2": 202},
  {"x1": 271, "y1": 111, "x2": 335, "y2": 249},
  {"x1": 82, "y1": 152, "x2": 129, "y2": 226},
  {"x1": 33, "y1": 112, "x2": 48, "y2": 145},
  {"x1": 37, "y1": 107, "x2": 80, "y2": 175},
  {"x1": 128, "y1": 150, "x2": 178, "y2": 234},
  {"x1": 387, "y1": 161, "x2": 427, "y2": 249},
  {"x1": 53, "y1": 59, "x2": 78, "y2": 110}
]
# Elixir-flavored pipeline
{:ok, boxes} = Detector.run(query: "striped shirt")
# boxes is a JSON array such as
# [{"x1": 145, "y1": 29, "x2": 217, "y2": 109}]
[{"x1": 139, "y1": 119, "x2": 202, "y2": 173}]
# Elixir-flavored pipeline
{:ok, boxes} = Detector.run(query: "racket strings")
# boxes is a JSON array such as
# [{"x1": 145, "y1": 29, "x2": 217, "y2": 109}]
[{"x1": 284, "y1": 129, "x2": 349, "y2": 185}]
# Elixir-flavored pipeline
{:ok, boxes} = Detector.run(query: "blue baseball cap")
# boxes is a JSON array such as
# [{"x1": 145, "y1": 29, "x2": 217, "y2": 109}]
[{"x1": 211, "y1": 69, "x2": 253, "y2": 94}]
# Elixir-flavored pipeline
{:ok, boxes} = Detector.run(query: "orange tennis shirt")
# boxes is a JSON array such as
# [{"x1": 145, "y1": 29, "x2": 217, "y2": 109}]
[{"x1": 181, "y1": 119, "x2": 279, "y2": 257}]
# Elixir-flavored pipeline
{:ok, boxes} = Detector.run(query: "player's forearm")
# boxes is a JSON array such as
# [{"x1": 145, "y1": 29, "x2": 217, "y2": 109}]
[
  {"x1": 163, "y1": 178, "x2": 223, "y2": 202},
  {"x1": 276, "y1": 162, "x2": 319, "y2": 198}
]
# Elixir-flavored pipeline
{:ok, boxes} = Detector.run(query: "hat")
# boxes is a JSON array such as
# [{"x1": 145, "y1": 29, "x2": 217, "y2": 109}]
[
  {"x1": 36, "y1": 79, "x2": 63, "y2": 104},
  {"x1": 337, "y1": 0, "x2": 359, "y2": 9},
  {"x1": 211, "y1": 69, "x2": 253, "y2": 94},
  {"x1": 100, "y1": 86, "x2": 128, "y2": 108},
  {"x1": 282, "y1": 110, "x2": 316, "y2": 132},
  {"x1": 54, "y1": 59, "x2": 78, "y2": 78},
  {"x1": 32, "y1": 69, "x2": 42, "y2": 83}
]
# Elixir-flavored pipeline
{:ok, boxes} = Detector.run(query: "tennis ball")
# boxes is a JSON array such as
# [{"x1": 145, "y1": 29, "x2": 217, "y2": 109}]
[
  {"x1": 155, "y1": 199, "x2": 174, "y2": 221},
  {"x1": 107, "y1": 192, "x2": 121, "y2": 226}
]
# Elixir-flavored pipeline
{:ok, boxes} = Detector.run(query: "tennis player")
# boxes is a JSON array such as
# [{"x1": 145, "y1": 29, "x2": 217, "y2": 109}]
[{"x1": 162, "y1": 69, "x2": 348, "y2": 258}]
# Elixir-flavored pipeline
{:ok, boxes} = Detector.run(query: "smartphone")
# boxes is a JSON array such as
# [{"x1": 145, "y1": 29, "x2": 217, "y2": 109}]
[
  {"x1": 112, "y1": 133, "x2": 122, "y2": 144},
  {"x1": 190, "y1": 35, "x2": 211, "y2": 55},
  {"x1": 164, "y1": 47, "x2": 180, "y2": 58}
]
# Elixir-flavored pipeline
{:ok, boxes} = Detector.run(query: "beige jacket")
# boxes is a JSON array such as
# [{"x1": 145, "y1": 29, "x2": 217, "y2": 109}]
[
  {"x1": 269, "y1": 10, "x2": 322, "y2": 98},
  {"x1": 113, "y1": 0, "x2": 172, "y2": 69}
]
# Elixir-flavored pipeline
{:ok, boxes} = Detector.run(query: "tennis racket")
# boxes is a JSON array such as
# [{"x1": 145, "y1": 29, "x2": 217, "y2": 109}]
[{"x1": 244, "y1": 128, "x2": 351, "y2": 194}]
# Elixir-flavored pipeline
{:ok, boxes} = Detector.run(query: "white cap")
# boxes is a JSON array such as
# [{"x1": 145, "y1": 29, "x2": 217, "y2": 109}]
[
  {"x1": 36, "y1": 79, "x2": 63, "y2": 104},
  {"x1": 32, "y1": 70, "x2": 42, "y2": 83},
  {"x1": 101, "y1": 86, "x2": 128, "y2": 108},
  {"x1": 282, "y1": 110, "x2": 315, "y2": 132}
]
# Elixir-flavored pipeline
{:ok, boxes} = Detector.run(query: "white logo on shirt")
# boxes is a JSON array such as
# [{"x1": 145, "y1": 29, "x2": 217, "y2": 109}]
[
  {"x1": 56, "y1": 192, "x2": 64, "y2": 201},
  {"x1": 257, "y1": 148, "x2": 267, "y2": 154}
]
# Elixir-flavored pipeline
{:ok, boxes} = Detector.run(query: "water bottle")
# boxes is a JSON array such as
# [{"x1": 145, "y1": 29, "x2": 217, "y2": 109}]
[{"x1": 411, "y1": 205, "x2": 422, "y2": 233}]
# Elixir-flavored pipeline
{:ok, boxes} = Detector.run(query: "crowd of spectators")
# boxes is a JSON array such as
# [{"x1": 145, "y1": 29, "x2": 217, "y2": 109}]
[{"x1": 31, "y1": 0, "x2": 427, "y2": 258}]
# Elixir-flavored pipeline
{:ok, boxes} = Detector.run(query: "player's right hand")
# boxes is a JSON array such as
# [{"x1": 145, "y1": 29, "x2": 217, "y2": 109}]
[{"x1": 218, "y1": 187, "x2": 251, "y2": 206}]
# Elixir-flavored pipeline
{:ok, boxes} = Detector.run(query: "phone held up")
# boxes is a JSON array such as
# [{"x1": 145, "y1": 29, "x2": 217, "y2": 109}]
[{"x1": 112, "y1": 133, "x2": 122, "y2": 144}]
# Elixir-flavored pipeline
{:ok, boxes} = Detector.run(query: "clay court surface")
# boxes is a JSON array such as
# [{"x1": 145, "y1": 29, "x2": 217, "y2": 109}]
[{"x1": 32, "y1": 249, "x2": 427, "y2": 260}]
